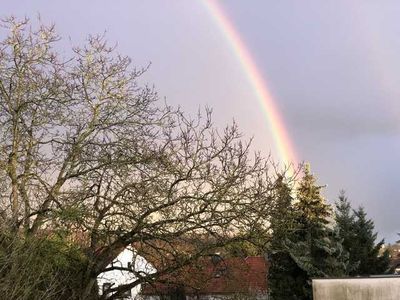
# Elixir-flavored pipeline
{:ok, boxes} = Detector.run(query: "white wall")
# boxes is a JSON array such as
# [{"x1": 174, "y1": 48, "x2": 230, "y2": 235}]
[
  {"x1": 97, "y1": 246, "x2": 155, "y2": 299},
  {"x1": 313, "y1": 277, "x2": 400, "y2": 300}
]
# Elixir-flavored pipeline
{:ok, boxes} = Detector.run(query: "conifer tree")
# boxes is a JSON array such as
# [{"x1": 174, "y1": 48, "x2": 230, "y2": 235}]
[
  {"x1": 269, "y1": 165, "x2": 347, "y2": 300},
  {"x1": 268, "y1": 175, "x2": 305, "y2": 300},
  {"x1": 351, "y1": 207, "x2": 390, "y2": 275},
  {"x1": 334, "y1": 193, "x2": 390, "y2": 276},
  {"x1": 286, "y1": 165, "x2": 347, "y2": 299},
  {"x1": 269, "y1": 175, "x2": 295, "y2": 248},
  {"x1": 334, "y1": 191, "x2": 359, "y2": 274}
]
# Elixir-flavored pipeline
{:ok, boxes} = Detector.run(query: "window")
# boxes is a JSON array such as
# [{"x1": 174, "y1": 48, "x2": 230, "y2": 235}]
[{"x1": 103, "y1": 282, "x2": 113, "y2": 293}]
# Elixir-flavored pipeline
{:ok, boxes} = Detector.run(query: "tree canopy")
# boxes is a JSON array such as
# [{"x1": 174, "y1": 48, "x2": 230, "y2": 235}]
[
  {"x1": 334, "y1": 193, "x2": 390, "y2": 276},
  {"x1": 268, "y1": 165, "x2": 347, "y2": 300},
  {"x1": 0, "y1": 17, "x2": 284, "y2": 299}
]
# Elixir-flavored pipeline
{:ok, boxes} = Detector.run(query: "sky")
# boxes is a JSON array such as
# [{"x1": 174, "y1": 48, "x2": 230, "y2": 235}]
[{"x1": 2, "y1": 0, "x2": 400, "y2": 242}]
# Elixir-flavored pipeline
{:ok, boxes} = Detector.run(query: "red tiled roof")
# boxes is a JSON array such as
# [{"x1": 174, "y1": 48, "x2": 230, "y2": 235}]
[{"x1": 141, "y1": 256, "x2": 268, "y2": 295}]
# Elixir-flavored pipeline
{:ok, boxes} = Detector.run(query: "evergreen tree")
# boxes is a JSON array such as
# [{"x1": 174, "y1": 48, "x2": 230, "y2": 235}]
[
  {"x1": 268, "y1": 175, "x2": 305, "y2": 300},
  {"x1": 334, "y1": 193, "x2": 390, "y2": 276},
  {"x1": 269, "y1": 174, "x2": 295, "y2": 248},
  {"x1": 287, "y1": 165, "x2": 347, "y2": 299},
  {"x1": 268, "y1": 165, "x2": 347, "y2": 300},
  {"x1": 351, "y1": 206, "x2": 390, "y2": 275},
  {"x1": 334, "y1": 191, "x2": 359, "y2": 274}
]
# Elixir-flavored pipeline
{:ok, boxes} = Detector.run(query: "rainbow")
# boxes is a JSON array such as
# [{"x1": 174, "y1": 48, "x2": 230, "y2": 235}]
[{"x1": 203, "y1": 0, "x2": 298, "y2": 167}]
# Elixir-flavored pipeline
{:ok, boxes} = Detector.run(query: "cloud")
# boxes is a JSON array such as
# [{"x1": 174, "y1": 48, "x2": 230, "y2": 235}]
[{"x1": 287, "y1": 107, "x2": 400, "y2": 140}]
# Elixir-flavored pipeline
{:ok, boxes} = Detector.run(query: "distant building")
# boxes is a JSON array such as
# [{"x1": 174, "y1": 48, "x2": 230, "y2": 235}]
[
  {"x1": 383, "y1": 233, "x2": 400, "y2": 274},
  {"x1": 140, "y1": 256, "x2": 268, "y2": 300},
  {"x1": 95, "y1": 237, "x2": 268, "y2": 300}
]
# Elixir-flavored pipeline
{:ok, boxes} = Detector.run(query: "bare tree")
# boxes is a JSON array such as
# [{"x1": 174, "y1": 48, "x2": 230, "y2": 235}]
[{"x1": 0, "y1": 18, "x2": 284, "y2": 298}]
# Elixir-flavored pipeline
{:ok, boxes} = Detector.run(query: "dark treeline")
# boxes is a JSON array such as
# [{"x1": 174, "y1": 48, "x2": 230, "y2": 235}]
[{"x1": 267, "y1": 166, "x2": 390, "y2": 300}]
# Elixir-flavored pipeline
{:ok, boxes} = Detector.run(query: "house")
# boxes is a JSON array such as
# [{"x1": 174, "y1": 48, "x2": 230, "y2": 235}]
[
  {"x1": 140, "y1": 255, "x2": 269, "y2": 300},
  {"x1": 382, "y1": 233, "x2": 400, "y2": 274},
  {"x1": 97, "y1": 246, "x2": 155, "y2": 299},
  {"x1": 96, "y1": 237, "x2": 268, "y2": 300}
]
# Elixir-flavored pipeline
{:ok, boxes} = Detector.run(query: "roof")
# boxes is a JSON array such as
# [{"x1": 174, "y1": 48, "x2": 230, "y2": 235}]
[{"x1": 141, "y1": 256, "x2": 268, "y2": 295}]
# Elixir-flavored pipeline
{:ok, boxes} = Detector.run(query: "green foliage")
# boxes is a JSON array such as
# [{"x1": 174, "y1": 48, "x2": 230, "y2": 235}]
[
  {"x1": 268, "y1": 173, "x2": 309, "y2": 300},
  {"x1": 0, "y1": 232, "x2": 89, "y2": 300},
  {"x1": 268, "y1": 165, "x2": 347, "y2": 300},
  {"x1": 295, "y1": 164, "x2": 331, "y2": 226},
  {"x1": 269, "y1": 252, "x2": 308, "y2": 300},
  {"x1": 334, "y1": 191, "x2": 359, "y2": 273},
  {"x1": 269, "y1": 174, "x2": 295, "y2": 248},
  {"x1": 264, "y1": 175, "x2": 304, "y2": 300},
  {"x1": 334, "y1": 193, "x2": 390, "y2": 276},
  {"x1": 352, "y1": 207, "x2": 389, "y2": 275}
]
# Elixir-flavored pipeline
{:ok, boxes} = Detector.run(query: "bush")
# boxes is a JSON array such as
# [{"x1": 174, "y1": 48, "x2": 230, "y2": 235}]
[{"x1": 0, "y1": 232, "x2": 89, "y2": 300}]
